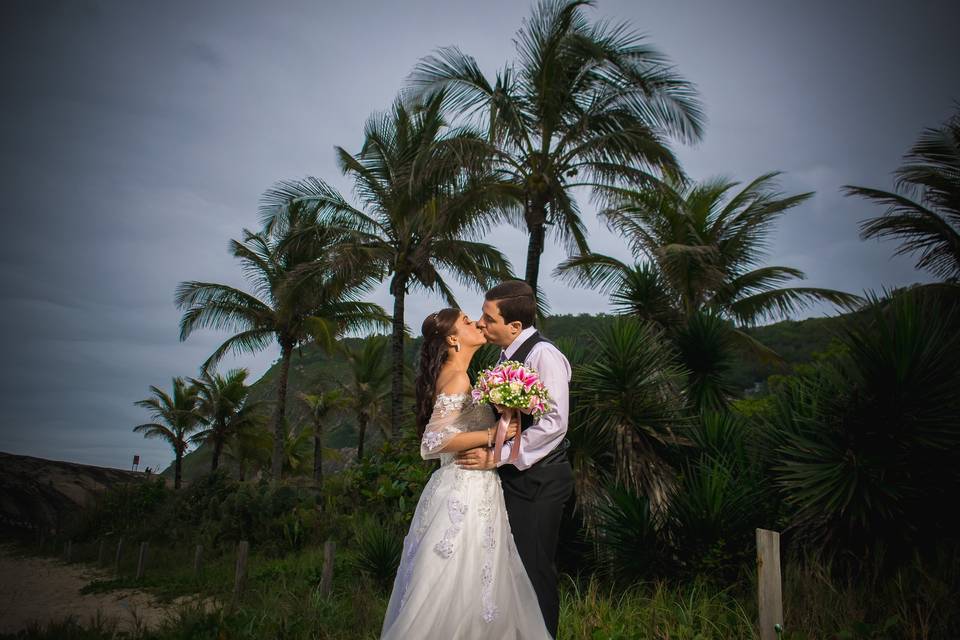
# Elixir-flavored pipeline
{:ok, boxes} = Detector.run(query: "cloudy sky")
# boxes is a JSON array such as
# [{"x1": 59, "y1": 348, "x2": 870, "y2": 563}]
[{"x1": 1, "y1": 0, "x2": 956, "y2": 470}]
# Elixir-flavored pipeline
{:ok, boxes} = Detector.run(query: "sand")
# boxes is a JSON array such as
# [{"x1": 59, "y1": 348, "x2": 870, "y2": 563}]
[{"x1": 0, "y1": 544, "x2": 210, "y2": 634}]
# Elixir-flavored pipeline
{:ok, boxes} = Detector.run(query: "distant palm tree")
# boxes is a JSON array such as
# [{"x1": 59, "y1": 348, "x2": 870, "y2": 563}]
[
  {"x1": 175, "y1": 196, "x2": 388, "y2": 481},
  {"x1": 557, "y1": 174, "x2": 862, "y2": 410},
  {"x1": 260, "y1": 92, "x2": 514, "y2": 436},
  {"x1": 224, "y1": 421, "x2": 271, "y2": 481},
  {"x1": 408, "y1": 0, "x2": 705, "y2": 300},
  {"x1": 299, "y1": 388, "x2": 347, "y2": 486},
  {"x1": 133, "y1": 377, "x2": 201, "y2": 489},
  {"x1": 843, "y1": 106, "x2": 960, "y2": 283},
  {"x1": 281, "y1": 421, "x2": 313, "y2": 477},
  {"x1": 188, "y1": 368, "x2": 265, "y2": 473},
  {"x1": 341, "y1": 336, "x2": 391, "y2": 460}
]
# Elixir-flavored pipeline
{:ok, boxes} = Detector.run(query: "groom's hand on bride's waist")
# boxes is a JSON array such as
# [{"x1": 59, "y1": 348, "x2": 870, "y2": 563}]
[{"x1": 455, "y1": 446, "x2": 496, "y2": 470}]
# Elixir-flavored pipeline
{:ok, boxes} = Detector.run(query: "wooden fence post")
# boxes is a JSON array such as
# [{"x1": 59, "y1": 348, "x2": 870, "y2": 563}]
[
  {"x1": 193, "y1": 544, "x2": 203, "y2": 576},
  {"x1": 233, "y1": 540, "x2": 249, "y2": 600},
  {"x1": 114, "y1": 538, "x2": 124, "y2": 575},
  {"x1": 756, "y1": 528, "x2": 784, "y2": 640},
  {"x1": 319, "y1": 539, "x2": 335, "y2": 597},
  {"x1": 136, "y1": 542, "x2": 149, "y2": 580}
]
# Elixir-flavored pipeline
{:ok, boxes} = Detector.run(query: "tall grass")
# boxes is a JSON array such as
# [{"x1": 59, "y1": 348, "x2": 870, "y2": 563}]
[{"x1": 3, "y1": 542, "x2": 958, "y2": 639}]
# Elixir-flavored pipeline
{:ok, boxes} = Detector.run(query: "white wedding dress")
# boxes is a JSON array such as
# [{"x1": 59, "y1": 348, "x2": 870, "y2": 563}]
[{"x1": 380, "y1": 391, "x2": 552, "y2": 640}]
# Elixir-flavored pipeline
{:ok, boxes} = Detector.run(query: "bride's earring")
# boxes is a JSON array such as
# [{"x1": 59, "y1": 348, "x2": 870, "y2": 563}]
[{"x1": 455, "y1": 342, "x2": 461, "y2": 352}]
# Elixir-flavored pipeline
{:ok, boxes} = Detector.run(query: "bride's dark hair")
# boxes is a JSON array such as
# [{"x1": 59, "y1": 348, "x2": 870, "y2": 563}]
[{"x1": 415, "y1": 308, "x2": 461, "y2": 436}]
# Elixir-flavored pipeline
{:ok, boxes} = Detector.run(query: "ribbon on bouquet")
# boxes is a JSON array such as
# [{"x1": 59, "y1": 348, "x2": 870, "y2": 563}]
[{"x1": 492, "y1": 406, "x2": 521, "y2": 465}]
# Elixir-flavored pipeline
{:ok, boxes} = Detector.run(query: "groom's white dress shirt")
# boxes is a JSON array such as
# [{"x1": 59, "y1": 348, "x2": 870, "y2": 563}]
[{"x1": 496, "y1": 325, "x2": 571, "y2": 471}]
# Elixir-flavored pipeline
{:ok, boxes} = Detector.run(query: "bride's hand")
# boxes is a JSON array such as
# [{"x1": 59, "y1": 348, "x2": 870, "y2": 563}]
[{"x1": 506, "y1": 413, "x2": 520, "y2": 440}]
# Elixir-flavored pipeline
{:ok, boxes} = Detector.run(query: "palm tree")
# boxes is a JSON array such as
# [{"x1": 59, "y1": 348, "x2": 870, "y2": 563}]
[
  {"x1": 259, "y1": 92, "x2": 514, "y2": 436},
  {"x1": 133, "y1": 377, "x2": 201, "y2": 489},
  {"x1": 224, "y1": 420, "x2": 271, "y2": 481},
  {"x1": 299, "y1": 388, "x2": 347, "y2": 486},
  {"x1": 408, "y1": 0, "x2": 705, "y2": 299},
  {"x1": 188, "y1": 367, "x2": 264, "y2": 473},
  {"x1": 843, "y1": 106, "x2": 960, "y2": 283},
  {"x1": 341, "y1": 336, "x2": 391, "y2": 460},
  {"x1": 576, "y1": 317, "x2": 688, "y2": 516},
  {"x1": 175, "y1": 196, "x2": 389, "y2": 481},
  {"x1": 281, "y1": 421, "x2": 313, "y2": 477},
  {"x1": 557, "y1": 174, "x2": 862, "y2": 410}
]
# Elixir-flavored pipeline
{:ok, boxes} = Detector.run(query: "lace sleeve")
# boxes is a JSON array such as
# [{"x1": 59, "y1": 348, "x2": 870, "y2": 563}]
[{"x1": 420, "y1": 393, "x2": 471, "y2": 460}]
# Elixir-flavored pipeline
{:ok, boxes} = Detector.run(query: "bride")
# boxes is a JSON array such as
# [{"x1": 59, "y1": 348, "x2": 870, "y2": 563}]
[{"x1": 380, "y1": 308, "x2": 552, "y2": 639}]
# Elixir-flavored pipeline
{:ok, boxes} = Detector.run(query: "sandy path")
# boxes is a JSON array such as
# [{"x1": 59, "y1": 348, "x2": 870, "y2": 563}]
[{"x1": 0, "y1": 544, "x2": 203, "y2": 634}]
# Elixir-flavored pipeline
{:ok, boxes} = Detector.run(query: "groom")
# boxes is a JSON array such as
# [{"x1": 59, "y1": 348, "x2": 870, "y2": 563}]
[{"x1": 456, "y1": 279, "x2": 574, "y2": 638}]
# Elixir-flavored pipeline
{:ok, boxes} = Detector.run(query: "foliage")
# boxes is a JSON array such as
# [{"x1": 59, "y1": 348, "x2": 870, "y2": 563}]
[
  {"x1": 574, "y1": 316, "x2": 689, "y2": 515},
  {"x1": 843, "y1": 104, "x2": 960, "y2": 282},
  {"x1": 133, "y1": 377, "x2": 202, "y2": 490},
  {"x1": 175, "y1": 189, "x2": 388, "y2": 479},
  {"x1": 350, "y1": 515, "x2": 404, "y2": 591},
  {"x1": 591, "y1": 484, "x2": 665, "y2": 583},
  {"x1": 410, "y1": 0, "x2": 705, "y2": 302},
  {"x1": 71, "y1": 478, "x2": 171, "y2": 542},
  {"x1": 340, "y1": 336, "x2": 391, "y2": 460},
  {"x1": 763, "y1": 291, "x2": 960, "y2": 568},
  {"x1": 262, "y1": 91, "x2": 515, "y2": 436},
  {"x1": 187, "y1": 368, "x2": 265, "y2": 473},
  {"x1": 335, "y1": 430, "x2": 434, "y2": 529}
]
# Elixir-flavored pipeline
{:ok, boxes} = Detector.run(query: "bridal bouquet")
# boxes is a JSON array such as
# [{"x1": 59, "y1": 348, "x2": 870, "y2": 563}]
[{"x1": 472, "y1": 360, "x2": 552, "y2": 463}]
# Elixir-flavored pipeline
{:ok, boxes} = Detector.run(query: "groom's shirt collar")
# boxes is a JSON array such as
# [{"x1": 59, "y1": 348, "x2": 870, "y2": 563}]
[{"x1": 502, "y1": 325, "x2": 537, "y2": 361}]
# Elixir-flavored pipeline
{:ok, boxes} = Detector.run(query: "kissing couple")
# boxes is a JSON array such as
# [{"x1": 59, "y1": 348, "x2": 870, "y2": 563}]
[{"x1": 380, "y1": 280, "x2": 574, "y2": 639}]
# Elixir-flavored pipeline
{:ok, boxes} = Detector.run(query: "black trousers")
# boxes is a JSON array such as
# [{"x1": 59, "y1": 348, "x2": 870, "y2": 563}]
[{"x1": 498, "y1": 448, "x2": 574, "y2": 638}]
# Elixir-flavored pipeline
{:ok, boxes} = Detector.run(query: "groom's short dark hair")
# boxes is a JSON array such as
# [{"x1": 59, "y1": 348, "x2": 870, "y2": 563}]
[{"x1": 486, "y1": 280, "x2": 536, "y2": 328}]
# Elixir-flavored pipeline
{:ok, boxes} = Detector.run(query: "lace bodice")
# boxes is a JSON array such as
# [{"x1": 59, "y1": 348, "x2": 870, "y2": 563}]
[{"x1": 420, "y1": 391, "x2": 496, "y2": 461}]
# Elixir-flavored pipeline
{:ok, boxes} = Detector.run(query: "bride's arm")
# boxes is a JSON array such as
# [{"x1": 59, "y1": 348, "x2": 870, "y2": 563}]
[
  {"x1": 421, "y1": 411, "x2": 519, "y2": 458},
  {"x1": 429, "y1": 416, "x2": 519, "y2": 453}
]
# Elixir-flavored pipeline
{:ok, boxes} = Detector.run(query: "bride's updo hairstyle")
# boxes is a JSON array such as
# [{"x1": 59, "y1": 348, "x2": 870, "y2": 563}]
[{"x1": 415, "y1": 308, "x2": 461, "y2": 436}]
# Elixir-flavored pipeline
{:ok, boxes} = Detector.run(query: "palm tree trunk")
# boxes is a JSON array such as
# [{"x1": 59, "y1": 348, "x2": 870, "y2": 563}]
[
  {"x1": 357, "y1": 413, "x2": 369, "y2": 461},
  {"x1": 270, "y1": 341, "x2": 294, "y2": 481},
  {"x1": 174, "y1": 452, "x2": 183, "y2": 490},
  {"x1": 211, "y1": 436, "x2": 222, "y2": 473},
  {"x1": 389, "y1": 279, "x2": 406, "y2": 436},
  {"x1": 313, "y1": 419, "x2": 323, "y2": 486},
  {"x1": 524, "y1": 200, "x2": 548, "y2": 300}
]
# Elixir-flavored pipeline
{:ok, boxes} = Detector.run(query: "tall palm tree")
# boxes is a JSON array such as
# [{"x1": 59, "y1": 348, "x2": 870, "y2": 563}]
[
  {"x1": 188, "y1": 367, "x2": 264, "y2": 473},
  {"x1": 556, "y1": 174, "x2": 862, "y2": 410},
  {"x1": 843, "y1": 106, "x2": 960, "y2": 283},
  {"x1": 408, "y1": 0, "x2": 705, "y2": 299},
  {"x1": 259, "y1": 92, "x2": 514, "y2": 436},
  {"x1": 133, "y1": 377, "x2": 201, "y2": 489},
  {"x1": 341, "y1": 336, "x2": 391, "y2": 460},
  {"x1": 175, "y1": 197, "x2": 389, "y2": 481},
  {"x1": 299, "y1": 388, "x2": 347, "y2": 486}
]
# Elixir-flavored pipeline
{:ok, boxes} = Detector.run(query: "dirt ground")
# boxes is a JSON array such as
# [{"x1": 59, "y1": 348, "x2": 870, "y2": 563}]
[{"x1": 0, "y1": 544, "x2": 207, "y2": 634}]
